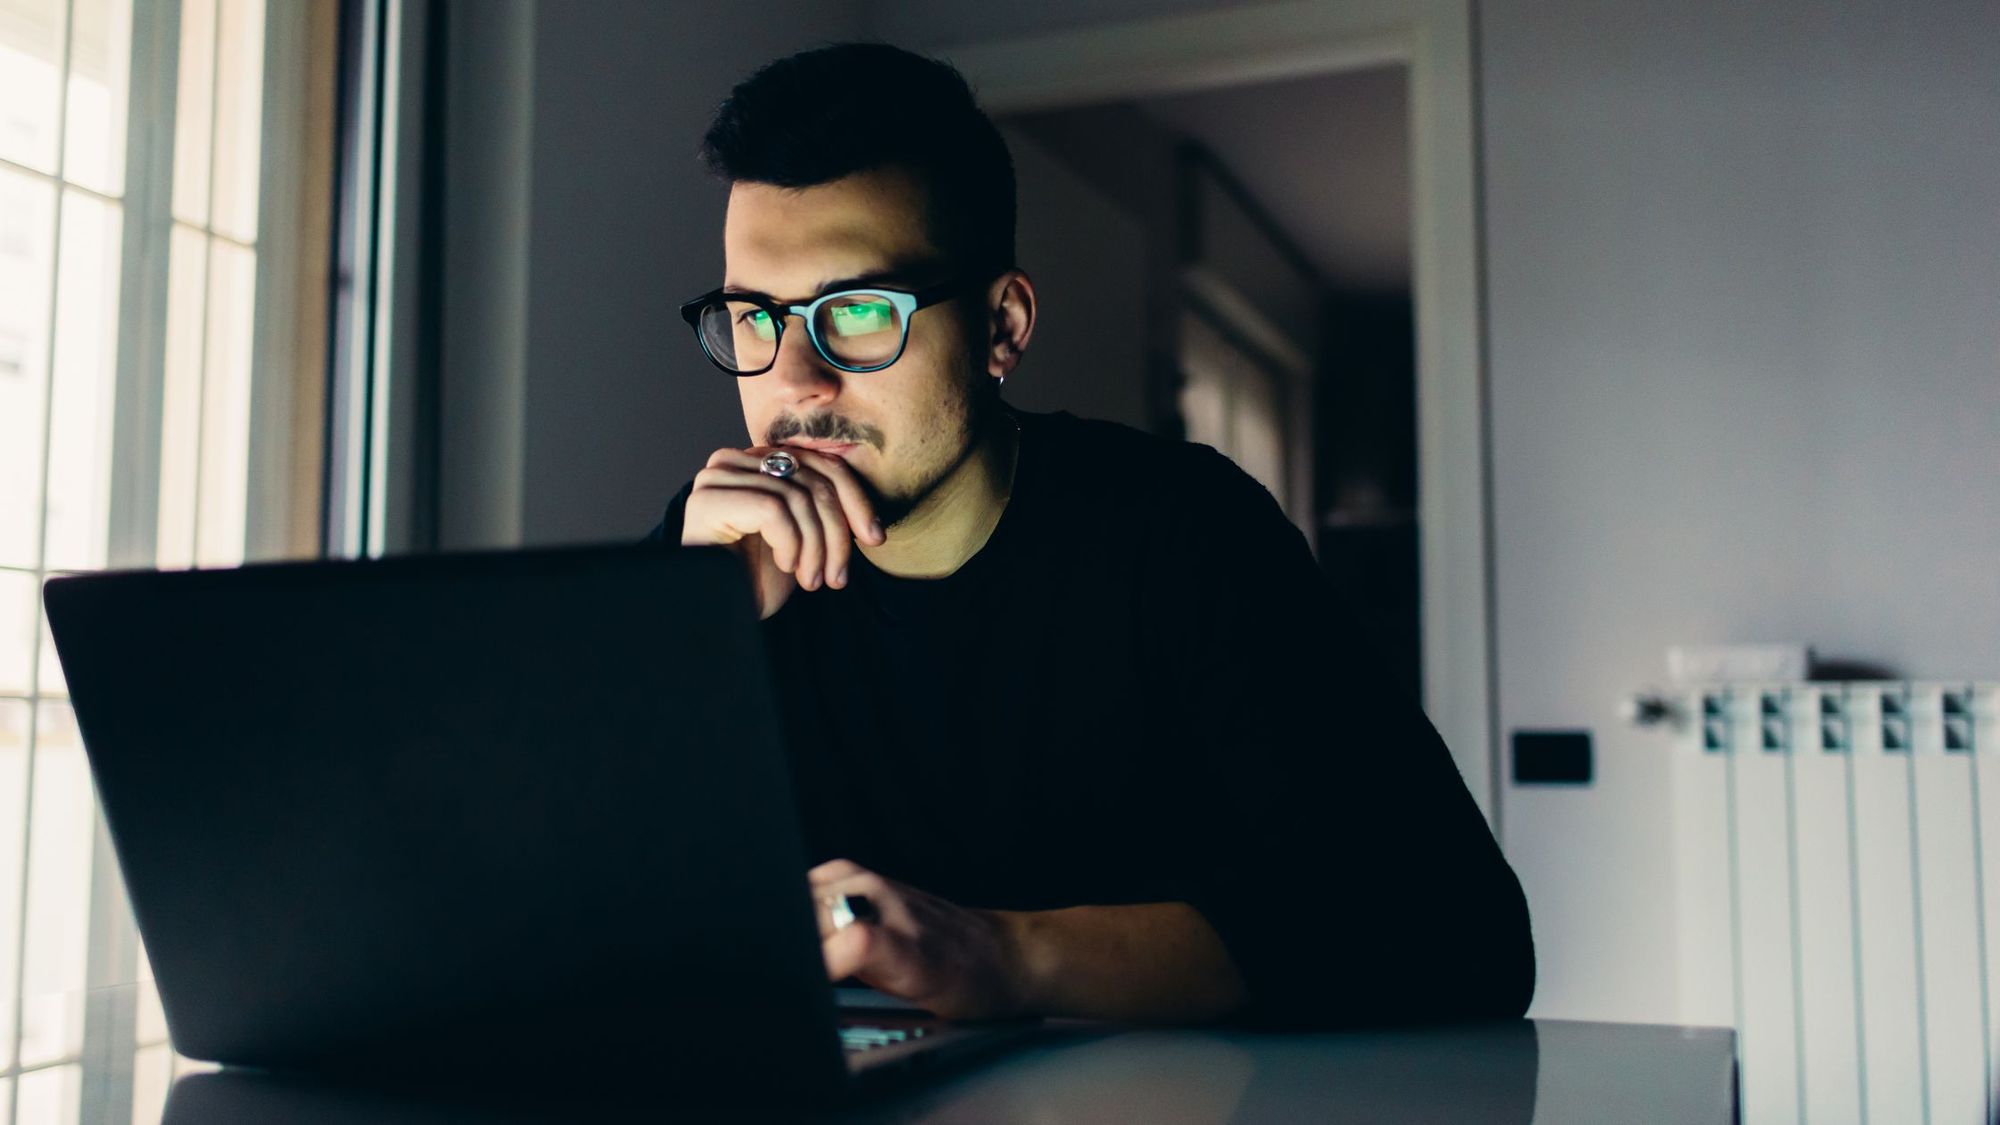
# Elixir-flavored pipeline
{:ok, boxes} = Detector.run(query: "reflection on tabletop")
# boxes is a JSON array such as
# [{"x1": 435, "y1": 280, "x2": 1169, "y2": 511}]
[
  {"x1": 824, "y1": 1020, "x2": 1542, "y2": 1125},
  {"x1": 37, "y1": 981, "x2": 1732, "y2": 1123},
  {"x1": 153, "y1": 1021, "x2": 1543, "y2": 1124}
]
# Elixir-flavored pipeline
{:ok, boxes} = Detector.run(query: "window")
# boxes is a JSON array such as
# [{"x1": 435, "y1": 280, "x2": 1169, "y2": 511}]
[{"x1": 0, "y1": 0, "x2": 335, "y2": 1119}]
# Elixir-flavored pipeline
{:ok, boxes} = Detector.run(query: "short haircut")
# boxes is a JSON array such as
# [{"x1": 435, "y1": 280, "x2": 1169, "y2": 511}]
[{"x1": 700, "y1": 42, "x2": 1017, "y2": 279}]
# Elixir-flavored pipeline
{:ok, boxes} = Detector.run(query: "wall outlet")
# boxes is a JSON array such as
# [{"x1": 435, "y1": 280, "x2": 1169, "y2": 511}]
[{"x1": 1512, "y1": 730, "x2": 1593, "y2": 784}]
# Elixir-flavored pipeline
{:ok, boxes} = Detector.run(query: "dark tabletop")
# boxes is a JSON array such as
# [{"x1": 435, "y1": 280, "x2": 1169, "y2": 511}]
[{"x1": 27, "y1": 982, "x2": 1735, "y2": 1124}]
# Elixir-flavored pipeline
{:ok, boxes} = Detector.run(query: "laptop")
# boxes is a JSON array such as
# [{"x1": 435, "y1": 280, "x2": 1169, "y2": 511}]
[{"x1": 43, "y1": 544, "x2": 1036, "y2": 1107}]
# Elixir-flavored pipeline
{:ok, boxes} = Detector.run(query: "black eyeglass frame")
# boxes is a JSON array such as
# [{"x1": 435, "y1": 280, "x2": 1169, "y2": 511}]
[{"x1": 678, "y1": 279, "x2": 970, "y2": 376}]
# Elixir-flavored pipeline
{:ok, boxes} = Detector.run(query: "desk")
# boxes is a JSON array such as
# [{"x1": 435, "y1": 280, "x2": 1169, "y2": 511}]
[{"x1": 33, "y1": 983, "x2": 1734, "y2": 1123}]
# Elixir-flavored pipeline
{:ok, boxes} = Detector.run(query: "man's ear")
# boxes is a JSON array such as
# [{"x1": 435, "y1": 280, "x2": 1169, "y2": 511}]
[{"x1": 984, "y1": 270, "x2": 1036, "y2": 380}]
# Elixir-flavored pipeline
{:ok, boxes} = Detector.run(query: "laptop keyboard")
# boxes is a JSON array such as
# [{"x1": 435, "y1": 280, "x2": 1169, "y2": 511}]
[{"x1": 840, "y1": 1024, "x2": 931, "y2": 1053}]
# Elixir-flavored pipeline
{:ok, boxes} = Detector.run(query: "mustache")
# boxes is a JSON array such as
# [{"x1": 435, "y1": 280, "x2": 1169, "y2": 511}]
[{"x1": 766, "y1": 412, "x2": 880, "y2": 448}]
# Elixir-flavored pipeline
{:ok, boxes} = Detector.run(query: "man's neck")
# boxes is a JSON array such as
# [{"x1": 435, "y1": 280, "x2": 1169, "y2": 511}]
[{"x1": 860, "y1": 407, "x2": 1019, "y2": 579}]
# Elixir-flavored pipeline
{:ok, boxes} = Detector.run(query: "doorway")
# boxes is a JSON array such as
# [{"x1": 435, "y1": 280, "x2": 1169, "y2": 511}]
[
  {"x1": 999, "y1": 64, "x2": 1421, "y2": 697},
  {"x1": 938, "y1": 1, "x2": 1497, "y2": 818}
]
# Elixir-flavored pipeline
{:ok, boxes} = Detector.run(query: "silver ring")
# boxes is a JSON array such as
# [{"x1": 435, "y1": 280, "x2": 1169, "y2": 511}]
[
  {"x1": 760, "y1": 450, "x2": 798, "y2": 479},
  {"x1": 825, "y1": 893, "x2": 856, "y2": 931},
  {"x1": 824, "y1": 893, "x2": 873, "y2": 931}
]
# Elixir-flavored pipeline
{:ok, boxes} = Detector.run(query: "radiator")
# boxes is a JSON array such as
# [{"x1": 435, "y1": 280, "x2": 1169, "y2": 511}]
[{"x1": 1668, "y1": 682, "x2": 2000, "y2": 1125}]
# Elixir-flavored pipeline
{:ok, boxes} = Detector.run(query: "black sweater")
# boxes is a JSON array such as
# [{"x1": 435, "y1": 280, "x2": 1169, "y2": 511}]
[{"x1": 644, "y1": 407, "x2": 1534, "y2": 1028}]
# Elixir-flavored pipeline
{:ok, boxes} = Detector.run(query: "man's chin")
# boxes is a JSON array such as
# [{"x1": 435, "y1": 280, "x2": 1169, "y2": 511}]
[
  {"x1": 840, "y1": 465, "x2": 907, "y2": 529},
  {"x1": 872, "y1": 492, "x2": 919, "y2": 530}
]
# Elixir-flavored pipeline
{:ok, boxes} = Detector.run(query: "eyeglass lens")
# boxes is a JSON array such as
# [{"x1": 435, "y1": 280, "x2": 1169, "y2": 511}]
[{"x1": 698, "y1": 294, "x2": 905, "y2": 372}]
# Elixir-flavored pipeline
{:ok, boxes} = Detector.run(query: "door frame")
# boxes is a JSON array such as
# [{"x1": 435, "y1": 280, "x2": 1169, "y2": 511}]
[{"x1": 937, "y1": 0, "x2": 1499, "y2": 825}]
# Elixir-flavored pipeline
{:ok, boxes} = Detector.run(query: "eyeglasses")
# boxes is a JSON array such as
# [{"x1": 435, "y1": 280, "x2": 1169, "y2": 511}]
[{"x1": 678, "y1": 279, "x2": 965, "y2": 376}]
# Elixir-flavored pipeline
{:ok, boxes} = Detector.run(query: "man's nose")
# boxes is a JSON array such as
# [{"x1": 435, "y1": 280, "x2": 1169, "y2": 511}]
[{"x1": 767, "y1": 313, "x2": 841, "y2": 401}]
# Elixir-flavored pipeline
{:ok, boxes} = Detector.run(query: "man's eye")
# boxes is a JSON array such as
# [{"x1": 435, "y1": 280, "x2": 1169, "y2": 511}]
[{"x1": 829, "y1": 301, "x2": 894, "y2": 336}]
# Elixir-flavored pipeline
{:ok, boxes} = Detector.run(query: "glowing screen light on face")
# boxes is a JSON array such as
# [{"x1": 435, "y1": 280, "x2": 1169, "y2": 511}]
[
  {"x1": 742, "y1": 306, "x2": 776, "y2": 341},
  {"x1": 827, "y1": 296, "x2": 896, "y2": 338}
]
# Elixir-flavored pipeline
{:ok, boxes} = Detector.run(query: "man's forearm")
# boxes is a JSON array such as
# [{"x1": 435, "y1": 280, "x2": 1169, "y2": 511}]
[{"x1": 993, "y1": 902, "x2": 1249, "y2": 1023}]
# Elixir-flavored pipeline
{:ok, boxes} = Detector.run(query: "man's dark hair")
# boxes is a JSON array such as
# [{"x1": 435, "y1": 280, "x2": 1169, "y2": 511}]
[{"x1": 701, "y1": 42, "x2": 1016, "y2": 279}]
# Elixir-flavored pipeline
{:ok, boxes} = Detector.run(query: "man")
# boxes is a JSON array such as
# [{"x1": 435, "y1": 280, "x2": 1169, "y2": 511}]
[{"x1": 647, "y1": 42, "x2": 1533, "y2": 1028}]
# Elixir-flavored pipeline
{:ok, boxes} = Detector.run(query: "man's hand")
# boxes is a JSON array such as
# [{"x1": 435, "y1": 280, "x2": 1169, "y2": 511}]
[
  {"x1": 810, "y1": 859, "x2": 1025, "y2": 1021},
  {"x1": 680, "y1": 446, "x2": 885, "y2": 619},
  {"x1": 810, "y1": 859, "x2": 1252, "y2": 1024}
]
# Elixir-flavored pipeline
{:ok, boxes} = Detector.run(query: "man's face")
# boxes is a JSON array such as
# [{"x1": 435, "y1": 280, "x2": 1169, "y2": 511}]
[{"x1": 722, "y1": 166, "x2": 989, "y2": 525}]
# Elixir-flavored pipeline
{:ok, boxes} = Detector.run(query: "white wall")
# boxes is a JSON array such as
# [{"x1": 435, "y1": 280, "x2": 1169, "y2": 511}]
[
  {"x1": 440, "y1": 0, "x2": 868, "y2": 549},
  {"x1": 1000, "y1": 125, "x2": 1152, "y2": 430},
  {"x1": 1004, "y1": 103, "x2": 1190, "y2": 435},
  {"x1": 1482, "y1": 0, "x2": 2000, "y2": 1022}
]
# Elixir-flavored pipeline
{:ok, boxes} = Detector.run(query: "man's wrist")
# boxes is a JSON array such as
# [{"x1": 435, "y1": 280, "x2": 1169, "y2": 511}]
[
  {"x1": 986, "y1": 907, "x2": 1049, "y2": 1018},
  {"x1": 977, "y1": 903, "x2": 1249, "y2": 1024}
]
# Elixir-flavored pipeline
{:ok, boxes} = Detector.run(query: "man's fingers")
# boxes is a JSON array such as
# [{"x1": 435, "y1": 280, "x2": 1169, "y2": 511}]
[
  {"x1": 822, "y1": 920, "x2": 873, "y2": 981},
  {"x1": 771, "y1": 479, "x2": 826, "y2": 590},
  {"x1": 813, "y1": 891, "x2": 877, "y2": 939},
  {"x1": 809, "y1": 858, "x2": 867, "y2": 884},
  {"x1": 810, "y1": 871, "x2": 890, "y2": 906},
  {"x1": 797, "y1": 473, "x2": 852, "y2": 588},
  {"x1": 776, "y1": 448, "x2": 885, "y2": 546},
  {"x1": 701, "y1": 446, "x2": 884, "y2": 551},
  {"x1": 691, "y1": 485, "x2": 803, "y2": 572},
  {"x1": 692, "y1": 471, "x2": 828, "y2": 587}
]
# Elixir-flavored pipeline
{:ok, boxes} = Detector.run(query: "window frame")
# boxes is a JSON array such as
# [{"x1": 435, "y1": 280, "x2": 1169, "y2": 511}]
[{"x1": 0, "y1": 0, "x2": 340, "y2": 1118}]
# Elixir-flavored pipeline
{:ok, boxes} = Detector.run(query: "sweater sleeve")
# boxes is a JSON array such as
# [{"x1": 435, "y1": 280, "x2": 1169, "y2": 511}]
[
  {"x1": 640, "y1": 480, "x2": 696, "y2": 546},
  {"x1": 1155, "y1": 448, "x2": 1534, "y2": 1029}
]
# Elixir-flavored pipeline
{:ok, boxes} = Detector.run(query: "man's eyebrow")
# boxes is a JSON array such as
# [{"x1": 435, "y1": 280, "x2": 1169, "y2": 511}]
[{"x1": 720, "y1": 265, "x2": 933, "y2": 303}]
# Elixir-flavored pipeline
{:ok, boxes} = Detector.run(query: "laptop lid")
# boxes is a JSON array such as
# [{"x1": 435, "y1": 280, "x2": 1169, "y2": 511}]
[{"x1": 44, "y1": 545, "x2": 847, "y2": 1100}]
